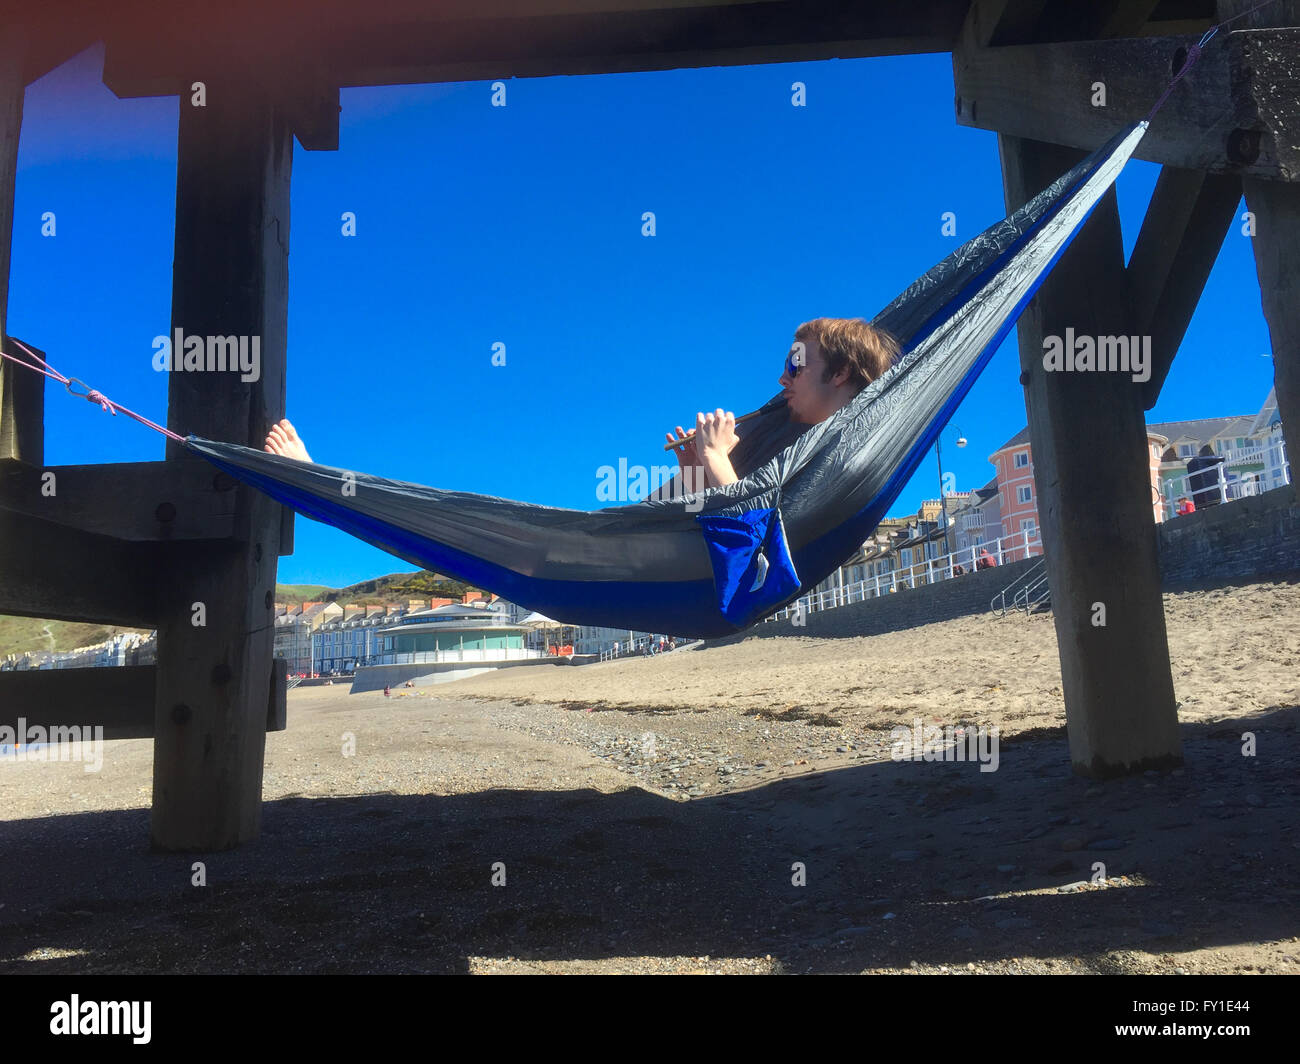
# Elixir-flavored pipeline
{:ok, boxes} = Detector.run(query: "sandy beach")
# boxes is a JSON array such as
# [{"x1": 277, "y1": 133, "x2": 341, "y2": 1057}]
[{"x1": 1, "y1": 577, "x2": 1297, "y2": 973}]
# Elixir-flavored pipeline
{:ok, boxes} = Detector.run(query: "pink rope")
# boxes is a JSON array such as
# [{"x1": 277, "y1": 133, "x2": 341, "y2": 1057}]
[
  {"x1": 0, "y1": 337, "x2": 188, "y2": 443},
  {"x1": 1144, "y1": 0, "x2": 1286, "y2": 123}
]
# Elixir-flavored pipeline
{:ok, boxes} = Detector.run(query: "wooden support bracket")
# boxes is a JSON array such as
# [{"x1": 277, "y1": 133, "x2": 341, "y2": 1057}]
[{"x1": 0, "y1": 659, "x2": 288, "y2": 742}]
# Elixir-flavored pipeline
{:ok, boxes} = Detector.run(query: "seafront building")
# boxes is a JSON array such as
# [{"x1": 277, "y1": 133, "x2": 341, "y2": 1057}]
[
  {"x1": 800, "y1": 388, "x2": 1289, "y2": 607},
  {"x1": 1, "y1": 631, "x2": 154, "y2": 672},
  {"x1": 1, "y1": 588, "x2": 536, "y2": 676}
]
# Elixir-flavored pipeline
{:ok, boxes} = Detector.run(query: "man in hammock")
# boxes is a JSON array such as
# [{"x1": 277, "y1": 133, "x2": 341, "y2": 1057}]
[{"x1": 664, "y1": 317, "x2": 901, "y2": 490}]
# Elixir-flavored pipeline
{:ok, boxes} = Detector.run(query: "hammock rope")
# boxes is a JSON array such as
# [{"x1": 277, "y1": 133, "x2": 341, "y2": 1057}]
[{"x1": 0, "y1": 337, "x2": 186, "y2": 443}]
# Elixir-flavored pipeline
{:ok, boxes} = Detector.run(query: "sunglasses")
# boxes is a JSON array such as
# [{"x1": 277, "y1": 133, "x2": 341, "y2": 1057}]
[{"x1": 784, "y1": 350, "x2": 805, "y2": 379}]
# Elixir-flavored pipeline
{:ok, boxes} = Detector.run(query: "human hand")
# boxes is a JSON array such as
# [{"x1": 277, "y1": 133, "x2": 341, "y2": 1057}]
[
  {"x1": 665, "y1": 425, "x2": 702, "y2": 468},
  {"x1": 264, "y1": 418, "x2": 312, "y2": 462},
  {"x1": 695, "y1": 408, "x2": 739, "y2": 457}
]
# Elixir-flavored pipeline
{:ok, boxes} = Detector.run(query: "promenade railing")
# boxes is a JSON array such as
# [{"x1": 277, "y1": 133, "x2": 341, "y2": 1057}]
[{"x1": 766, "y1": 526, "x2": 1045, "y2": 624}]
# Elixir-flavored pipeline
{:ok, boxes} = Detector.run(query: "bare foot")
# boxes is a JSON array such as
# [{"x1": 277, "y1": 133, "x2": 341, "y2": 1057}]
[{"x1": 264, "y1": 418, "x2": 312, "y2": 462}]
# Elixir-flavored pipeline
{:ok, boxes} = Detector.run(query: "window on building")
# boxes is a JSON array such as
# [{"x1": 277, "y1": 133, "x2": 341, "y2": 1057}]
[
  {"x1": 1023, "y1": 518, "x2": 1037, "y2": 537},
  {"x1": 1014, "y1": 451, "x2": 1029, "y2": 468},
  {"x1": 1017, "y1": 485, "x2": 1032, "y2": 503}
]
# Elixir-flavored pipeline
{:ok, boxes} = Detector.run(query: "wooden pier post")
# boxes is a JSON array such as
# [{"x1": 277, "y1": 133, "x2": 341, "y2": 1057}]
[
  {"x1": 998, "y1": 134, "x2": 1183, "y2": 776},
  {"x1": 150, "y1": 69, "x2": 292, "y2": 850},
  {"x1": 0, "y1": 29, "x2": 42, "y2": 467}
]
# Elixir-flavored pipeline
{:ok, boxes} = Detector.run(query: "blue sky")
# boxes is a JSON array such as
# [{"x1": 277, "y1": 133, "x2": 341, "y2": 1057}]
[{"x1": 10, "y1": 44, "x2": 1276, "y2": 588}]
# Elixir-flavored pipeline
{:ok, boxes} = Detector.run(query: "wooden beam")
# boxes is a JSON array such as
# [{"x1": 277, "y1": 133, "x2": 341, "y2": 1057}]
[
  {"x1": 1229, "y1": 24, "x2": 1300, "y2": 181},
  {"x1": 954, "y1": 30, "x2": 1300, "y2": 180},
  {"x1": 1039, "y1": 0, "x2": 1167, "y2": 42},
  {"x1": 285, "y1": 77, "x2": 340, "y2": 152},
  {"x1": 100, "y1": 0, "x2": 972, "y2": 97},
  {"x1": 151, "y1": 64, "x2": 292, "y2": 852},
  {"x1": 0, "y1": 455, "x2": 238, "y2": 540},
  {"x1": 1220, "y1": 0, "x2": 1300, "y2": 503},
  {"x1": 0, "y1": 508, "x2": 159, "y2": 626},
  {"x1": 0, "y1": 662, "x2": 288, "y2": 741},
  {"x1": 1094, "y1": 0, "x2": 1165, "y2": 40},
  {"x1": 1127, "y1": 167, "x2": 1242, "y2": 408},
  {"x1": 0, "y1": 37, "x2": 42, "y2": 466},
  {"x1": 1, "y1": 338, "x2": 44, "y2": 467},
  {"x1": 961, "y1": 0, "x2": 1051, "y2": 48},
  {"x1": 268, "y1": 656, "x2": 287, "y2": 732},
  {"x1": 12, "y1": 0, "x2": 102, "y2": 86},
  {"x1": 0, "y1": 665, "x2": 158, "y2": 741},
  {"x1": 998, "y1": 132, "x2": 1182, "y2": 777}
]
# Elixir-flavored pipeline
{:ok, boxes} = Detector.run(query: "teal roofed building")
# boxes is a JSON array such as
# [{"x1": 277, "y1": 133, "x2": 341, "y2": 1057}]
[{"x1": 377, "y1": 601, "x2": 534, "y2": 664}]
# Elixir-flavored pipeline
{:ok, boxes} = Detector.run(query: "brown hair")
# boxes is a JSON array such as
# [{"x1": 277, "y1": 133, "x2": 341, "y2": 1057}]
[{"x1": 793, "y1": 317, "x2": 901, "y2": 390}]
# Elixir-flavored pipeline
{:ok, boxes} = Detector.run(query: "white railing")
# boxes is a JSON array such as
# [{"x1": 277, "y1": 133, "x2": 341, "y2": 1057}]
[
  {"x1": 381, "y1": 647, "x2": 545, "y2": 665},
  {"x1": 765, "y1": 526, "x2": 1044, "y2": 624},
  {"x1": 1160, "y1": 436, "x2": 1290, "y2": 521},
  {"x1": 598, "y1": 636, "x2": 698, "y2": 662}
]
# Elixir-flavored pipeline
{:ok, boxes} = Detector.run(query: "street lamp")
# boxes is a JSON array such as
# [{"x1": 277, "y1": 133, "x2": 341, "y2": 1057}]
[{"x1": 936, "y1": 426, "x2": 968, "y2": 552}]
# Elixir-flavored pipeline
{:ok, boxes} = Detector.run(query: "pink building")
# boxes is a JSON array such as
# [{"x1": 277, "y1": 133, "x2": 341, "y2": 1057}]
[
  {"x1": 988, "y1": 429, "x2": 1039, "y2": 561},
  {"x1": 990, "y1": 426, "x2": 1171, "y2": 554}
]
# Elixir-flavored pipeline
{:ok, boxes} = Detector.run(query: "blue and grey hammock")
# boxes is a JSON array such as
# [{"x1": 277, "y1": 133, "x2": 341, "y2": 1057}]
[
  {"x1": 185, "y1": 122, "x2": 1151, "y2": 637},
  {"x1": 1, "y1": 119, "x2": 1152, "y2": 638}
]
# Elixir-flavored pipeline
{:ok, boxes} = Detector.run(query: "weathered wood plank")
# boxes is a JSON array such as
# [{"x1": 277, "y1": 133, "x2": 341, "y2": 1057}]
[
  {"x1": 0, "y1": 35, "x2": 43, "y2": 466},
  {"x1": 100, "y1": 1, "x2": 972, "y2": 97},
  {"x1": 151, "y1": 68, "x2": 292, "y2": 852},
  {"x1": 0, "y1": 665, "x2": 158, "y2": 741},
  {"x1": 959, "y1": 0, "x2": 1050, "y2": 50},
  {"x1": 0, "y1": 456, "x2": 238, "y2": 540},
  {"x1": 0, "y1": 508, "x2": 158, "y2": 626},
  {"x1": 954, "y1": 30, "x2": 1300, "y2": 179},
  {"x1": 0, "y1": 662, "x2": 289, "y2": 741},
  {"x1": 998, "y1": 132, "x2": 1182, "y2": 777},
  {"x1": 1127, "y1": 167, "x2": 1242, "y2": 408}
]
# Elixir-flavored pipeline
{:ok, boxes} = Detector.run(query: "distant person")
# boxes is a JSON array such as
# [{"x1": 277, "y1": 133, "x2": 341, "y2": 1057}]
[
  {"x1": 383, "y1": 684, "x2": 391, "y2": 698},
  {"x1": 661, "y1": 318, "x2": 902, "y2": 490},
  {"x1": 1176, "y1": 495, "x2": 1195, "y2": 516},
  {"x1": 1186, "y1": 444, "x2": 1225, "y2": 509},
  {"x1": 977, "y1": 548, "x2": 998, "y2": 570}
]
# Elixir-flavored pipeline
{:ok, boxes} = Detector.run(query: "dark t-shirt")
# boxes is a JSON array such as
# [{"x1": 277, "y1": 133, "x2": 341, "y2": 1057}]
[{"x1": 1186, "y1": 454, "x2": 1225, "y2": 507}]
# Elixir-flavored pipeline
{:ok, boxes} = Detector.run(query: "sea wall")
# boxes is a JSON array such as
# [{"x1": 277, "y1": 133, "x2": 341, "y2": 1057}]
[{"x1": 1157, "y1": 484, "x2": 1299, "y2": 585}]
